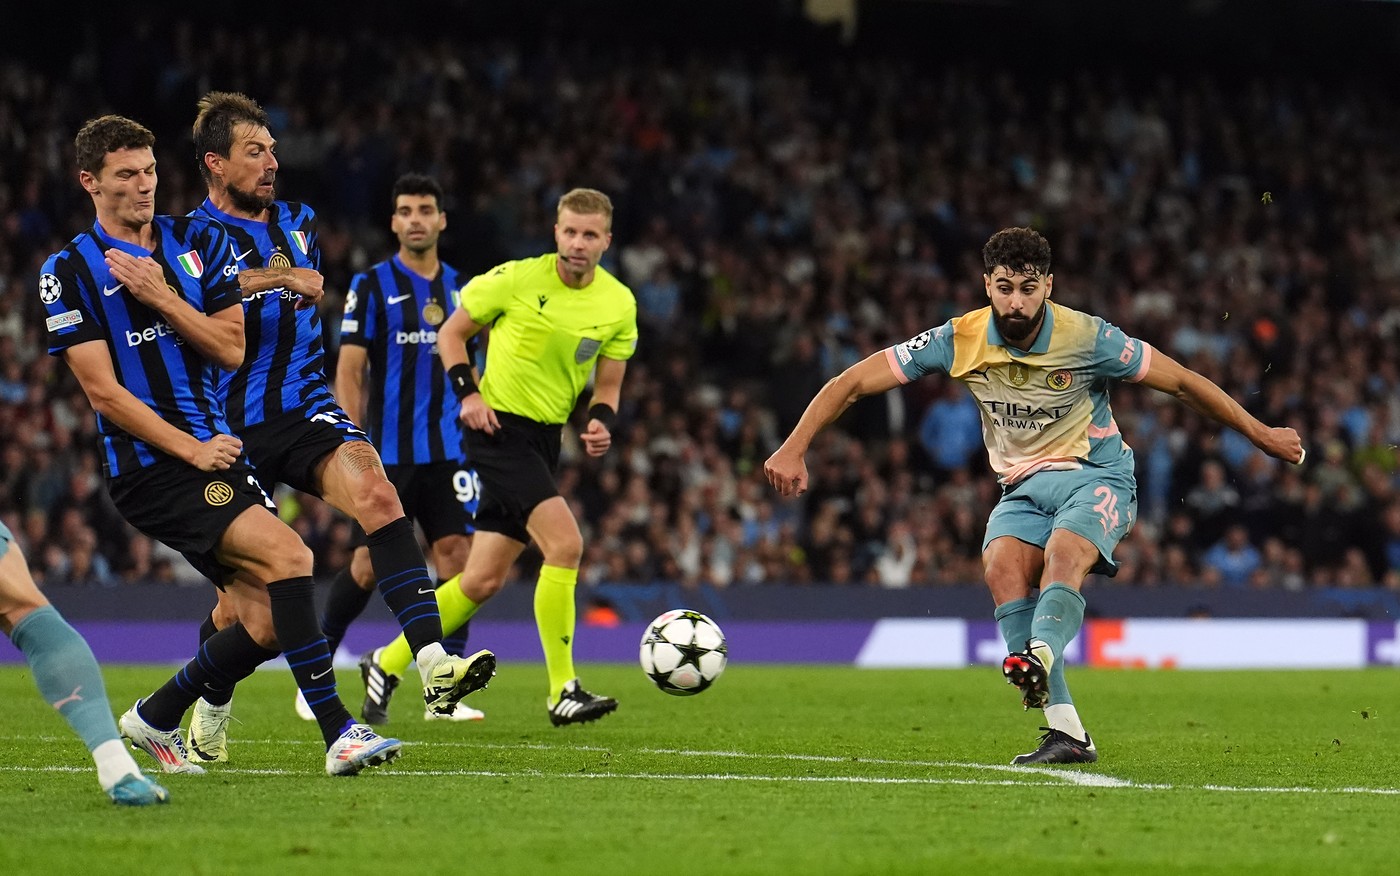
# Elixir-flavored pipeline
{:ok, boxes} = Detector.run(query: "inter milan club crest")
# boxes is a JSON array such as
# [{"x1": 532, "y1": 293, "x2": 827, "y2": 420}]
[
  {"x1": 1047, "y1": 369, "x2": 1074, "y2": 391},
  {"x1": 268, "y1": 250, "x2": 291, "y2": 269},
  {"x1": 1009, "y1": 362, "x2": 1030, "y2": 387},
  {"x1": 422, "y1": 301, "x2": 445, "y2": 326},
  {"x1": 204, "y1": 482, "x2": 234, "y2": 506}
]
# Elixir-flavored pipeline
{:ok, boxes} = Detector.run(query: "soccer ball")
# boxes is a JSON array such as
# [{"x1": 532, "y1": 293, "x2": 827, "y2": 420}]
[{"x1": 639, "y1": 609, "x2": 728, "y2": 696}]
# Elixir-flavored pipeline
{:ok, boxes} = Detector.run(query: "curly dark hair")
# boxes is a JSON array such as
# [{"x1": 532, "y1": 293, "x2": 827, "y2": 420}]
[
  {"x1": 982, "y1": 227, "x2": 1052, "y2": 279},
  {"x1": 193, "y1": 91, "x2": 271, "y2": 184},
  {"x1": 74, "y1": 115, "x2": 155, "y2": 176}
]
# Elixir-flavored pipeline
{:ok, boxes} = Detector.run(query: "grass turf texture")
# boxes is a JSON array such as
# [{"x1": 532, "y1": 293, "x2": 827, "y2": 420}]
[{"x1": 1, "y1": 663, "x2": 1397, "y2": 875}]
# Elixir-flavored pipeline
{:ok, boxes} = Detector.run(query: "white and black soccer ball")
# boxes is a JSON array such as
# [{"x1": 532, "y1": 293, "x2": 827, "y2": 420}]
[{"x1": 639, "y1": 609, "x2": 728, "y2": 696}]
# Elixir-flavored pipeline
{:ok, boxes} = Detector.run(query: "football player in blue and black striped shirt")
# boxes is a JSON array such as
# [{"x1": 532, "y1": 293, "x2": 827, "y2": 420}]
[
  {"x1": 334, "y1": 173, "x2": 484, "y2": 724},
  {"x1": 41, "y1": 114, "x2": 401, "y2": 777},
  {"x1": 184, "y1": 93, "x2": 494, "y2": 760}
]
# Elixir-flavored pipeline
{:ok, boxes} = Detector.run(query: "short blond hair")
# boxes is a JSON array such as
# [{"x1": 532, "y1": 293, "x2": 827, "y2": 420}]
[{"x1": 557, "y1": 188, "x2": 613, "y2": 230}]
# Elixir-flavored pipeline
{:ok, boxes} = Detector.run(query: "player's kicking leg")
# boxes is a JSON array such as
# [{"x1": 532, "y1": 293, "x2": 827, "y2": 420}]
[{"x1": 0, "y1": 527, "x2": 168, "y2": 804}]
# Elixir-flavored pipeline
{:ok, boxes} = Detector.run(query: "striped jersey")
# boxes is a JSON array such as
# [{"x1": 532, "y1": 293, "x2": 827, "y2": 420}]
[
  {"x1": 339, "y1": 255, "x2": 469, "y2": 465},
  {"x1": 191, "y1": 198, "x2": 333, "y2": 429},
  {"x1": 885, "y1": 301, "x2": 1152, "y2": 485},
  {"x1": 41, "y1": 216, "x2": 243, "y2": 476},
  {"x1": 456, "y1": 253, "x2": 638, "y2": 424}
]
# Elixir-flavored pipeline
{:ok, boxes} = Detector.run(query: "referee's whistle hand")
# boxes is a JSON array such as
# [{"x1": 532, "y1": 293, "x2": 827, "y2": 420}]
[
  {"x1": 459, "y1": 396, "x2": 500, "y2": 434},
  {"x1": 581, "y1": 422, "x2": 611, "y2": 457}
]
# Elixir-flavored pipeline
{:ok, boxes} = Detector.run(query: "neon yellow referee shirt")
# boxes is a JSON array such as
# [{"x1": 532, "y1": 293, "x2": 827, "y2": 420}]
[{"x1": 456, "y1": 253, "x2": 638, "y2": 425}]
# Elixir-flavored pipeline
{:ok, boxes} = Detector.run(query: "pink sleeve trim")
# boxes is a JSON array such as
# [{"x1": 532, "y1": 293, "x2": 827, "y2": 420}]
[
  {"x1": 1127, "y1": 342, "x2": 1153, "y2": 383},
  {"x1": 884, "y1": 347, "x2": 912, "y2": 384}
]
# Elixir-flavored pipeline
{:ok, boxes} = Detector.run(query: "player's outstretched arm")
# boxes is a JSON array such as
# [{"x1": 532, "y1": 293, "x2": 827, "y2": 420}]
[
  {"x1": 104, "y1": 250, "x2": 245, "y2": 370},
  {"x1": 764, "y1": 351, "x2": 903, "y2": 497},
  {"x1": 63, "y1": 341, "x2": 242, "y2": 471},
  {"x1": 1137, "y1": 349, "x2": 1305, "y2": 464}
]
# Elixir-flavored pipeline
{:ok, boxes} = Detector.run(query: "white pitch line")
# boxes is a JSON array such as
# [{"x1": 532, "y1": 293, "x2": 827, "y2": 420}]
[{"x1": 2, "y1": 764, "x2": 1398, "y2": 795}]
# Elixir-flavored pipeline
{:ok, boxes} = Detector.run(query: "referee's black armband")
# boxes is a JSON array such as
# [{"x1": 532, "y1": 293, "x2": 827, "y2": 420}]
[
  {"x1": 448, "y1": 363, "x2": 478, "y2": 400},
  {"x1": 587, "y1": 403, "x2": 617, "y2": 431}
]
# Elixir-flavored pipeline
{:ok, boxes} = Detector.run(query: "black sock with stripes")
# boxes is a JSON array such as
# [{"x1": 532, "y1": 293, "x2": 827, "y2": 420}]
[
  {"x1": 268, "y1": 576, "x2": 355, "y2": 747},
  {"x1": 139, "y1": 622, "x2": 278, "y2": 730},
  {"x1": 366, "y1": 517, "x2": 442, "y2": 656},
  {"x1": 320, "y1": 566, "x2": 375, "y2": 657},
  {"x1": 195, "y1": 612, "x2": 236, "y2": 707}
]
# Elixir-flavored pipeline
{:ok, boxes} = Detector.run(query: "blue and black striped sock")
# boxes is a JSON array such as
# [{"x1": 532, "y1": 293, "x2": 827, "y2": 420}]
[
  {"x1": 268, "y1": 577, "x2": 355, "y2": 747},
  {"x1": 140, "y1": 622, "x2": 277, "y2": 729},
  {"x1": 366, "y1": 517, "x2": 442, "y2": 656}
]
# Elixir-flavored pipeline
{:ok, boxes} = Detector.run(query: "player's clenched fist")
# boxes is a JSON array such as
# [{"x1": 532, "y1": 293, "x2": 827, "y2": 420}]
[
  {"x1": 764, "y1": 449, "x2": 809, "y2": 498},
  {"x1": 188, "y1": 434, "x2": 243, "y2": 471}
]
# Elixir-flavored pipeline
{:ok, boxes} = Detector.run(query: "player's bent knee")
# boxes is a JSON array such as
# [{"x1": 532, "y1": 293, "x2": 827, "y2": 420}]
[
  {"x1": 463, "y1": 574, "x2": 505, "y2": 602},
  {"x1": 356, "y1": 478, "x2": 404, "y2": 529},
  {"x1": 263, "y1": 535, "x2": 314, "y2": 581}
]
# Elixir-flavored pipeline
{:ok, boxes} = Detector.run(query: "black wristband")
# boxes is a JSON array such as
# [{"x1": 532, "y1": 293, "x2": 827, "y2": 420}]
[
  {"x1": 587, "y1": 403, "x2": 617, "y2": 431},
  {"x1": 448, "y1": 363, "x2": 478, "y2": 400}
]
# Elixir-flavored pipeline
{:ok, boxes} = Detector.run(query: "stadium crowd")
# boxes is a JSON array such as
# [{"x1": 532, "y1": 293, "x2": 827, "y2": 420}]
[{"x1": 2, "y1": 19, "x2": 1400, "y2": 592}]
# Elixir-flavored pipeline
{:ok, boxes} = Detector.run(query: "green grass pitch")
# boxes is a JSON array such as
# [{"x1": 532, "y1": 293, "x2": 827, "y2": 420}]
[{"x1": 1, "y1": 663, "x2": 1398, "y2": 875}]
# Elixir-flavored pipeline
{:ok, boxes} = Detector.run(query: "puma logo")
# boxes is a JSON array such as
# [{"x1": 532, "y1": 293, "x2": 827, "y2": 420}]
[{"x1": 52, "y1": 686, "x2": 83, "y2": 709}]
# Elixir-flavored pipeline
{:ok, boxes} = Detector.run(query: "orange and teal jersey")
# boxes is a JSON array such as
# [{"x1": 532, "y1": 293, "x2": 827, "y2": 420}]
[{"x1": 885, "y1": 301, "x2": 1151, "y2": 485}]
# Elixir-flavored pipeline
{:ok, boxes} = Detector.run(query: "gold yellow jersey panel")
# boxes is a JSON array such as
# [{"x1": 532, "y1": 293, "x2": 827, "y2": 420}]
[{"x1": 885, "y1": 301, "x2": 1152, "y2": 484}]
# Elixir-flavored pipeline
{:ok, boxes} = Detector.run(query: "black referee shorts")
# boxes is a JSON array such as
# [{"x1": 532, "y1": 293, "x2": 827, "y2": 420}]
[{"x1": 463, "y1": 411, "x2": 563, "y2": 544}]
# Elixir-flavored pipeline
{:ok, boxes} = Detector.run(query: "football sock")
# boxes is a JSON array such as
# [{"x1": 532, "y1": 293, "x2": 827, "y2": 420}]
[
  {"x1": 366, "y1": 517, "x2": 442, "y2": 655},
  {"x1": 11, "y1": 605, "x2": 124, "y2": 751},
  {"x1": 268, "y1": 577, "x2": 355, "y2": 747},
  {"x1": 140, "y1": 622, "x2": 278, "y2": 729},
  {"x1": 92, "y1": 738, "x2": 144, "y2": 792},
  {"x1": 437, "y1": 576, "x2": 473, "y2": 656},
  {"x1": 320, "y1": 565, "x2": 375, "y2": 657},
  {"x1": 1030, "y1": 583, "x2": 1086, "y2": 706},
  {"x1": 535, "y1": 564, "x2": 578, "y2": 701},
  {"x1": 378, "y1": 576, "x2": 481, "y2": 677},
  {"x1": 194, "y1": 612, "x2": 252, "y2": 708},
  {"x1": 1044, "y1": 703, "x2": 1089, "y2": 743},
  {"x1": 993, "y1": 596, "x2": 1036, "y2": 652}
]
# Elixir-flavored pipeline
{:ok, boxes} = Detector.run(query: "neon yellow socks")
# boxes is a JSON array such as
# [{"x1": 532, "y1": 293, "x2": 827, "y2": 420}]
[
  {"x1": 535, "y1": 564, "x2": 578, "y2": 701},
  {"x1": 378, "y1": 574, "x2": 480, "y2": 677}
]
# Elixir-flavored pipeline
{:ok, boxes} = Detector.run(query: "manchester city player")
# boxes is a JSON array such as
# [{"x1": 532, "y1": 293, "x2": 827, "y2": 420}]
[{"x1": 764, "y1": 227, "x2": 1304, "y2": 764}]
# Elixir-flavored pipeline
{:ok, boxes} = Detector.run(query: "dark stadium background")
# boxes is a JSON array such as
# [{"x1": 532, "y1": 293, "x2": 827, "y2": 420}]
[{"x1": 5, "y1": 0, "x2": 1400, "y2": 644}]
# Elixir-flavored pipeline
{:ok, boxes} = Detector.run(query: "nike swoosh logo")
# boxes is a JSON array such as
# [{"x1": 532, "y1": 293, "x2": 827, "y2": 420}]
[
  {"x1": 311, "y1": 668, "x2": 332, "y2": 680},
  {"x1": 103, "y1": 284, "x2": 123, "y2": 296},
  {"x1": 386, "y1": 293, "x2": 413, "y2": 305},
  {"x1": 231, "y1": 246, "x2": 254, "y2": 262},
  {"x1": 418, "y1": 587, "x2": 435, "y2": 595}
]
